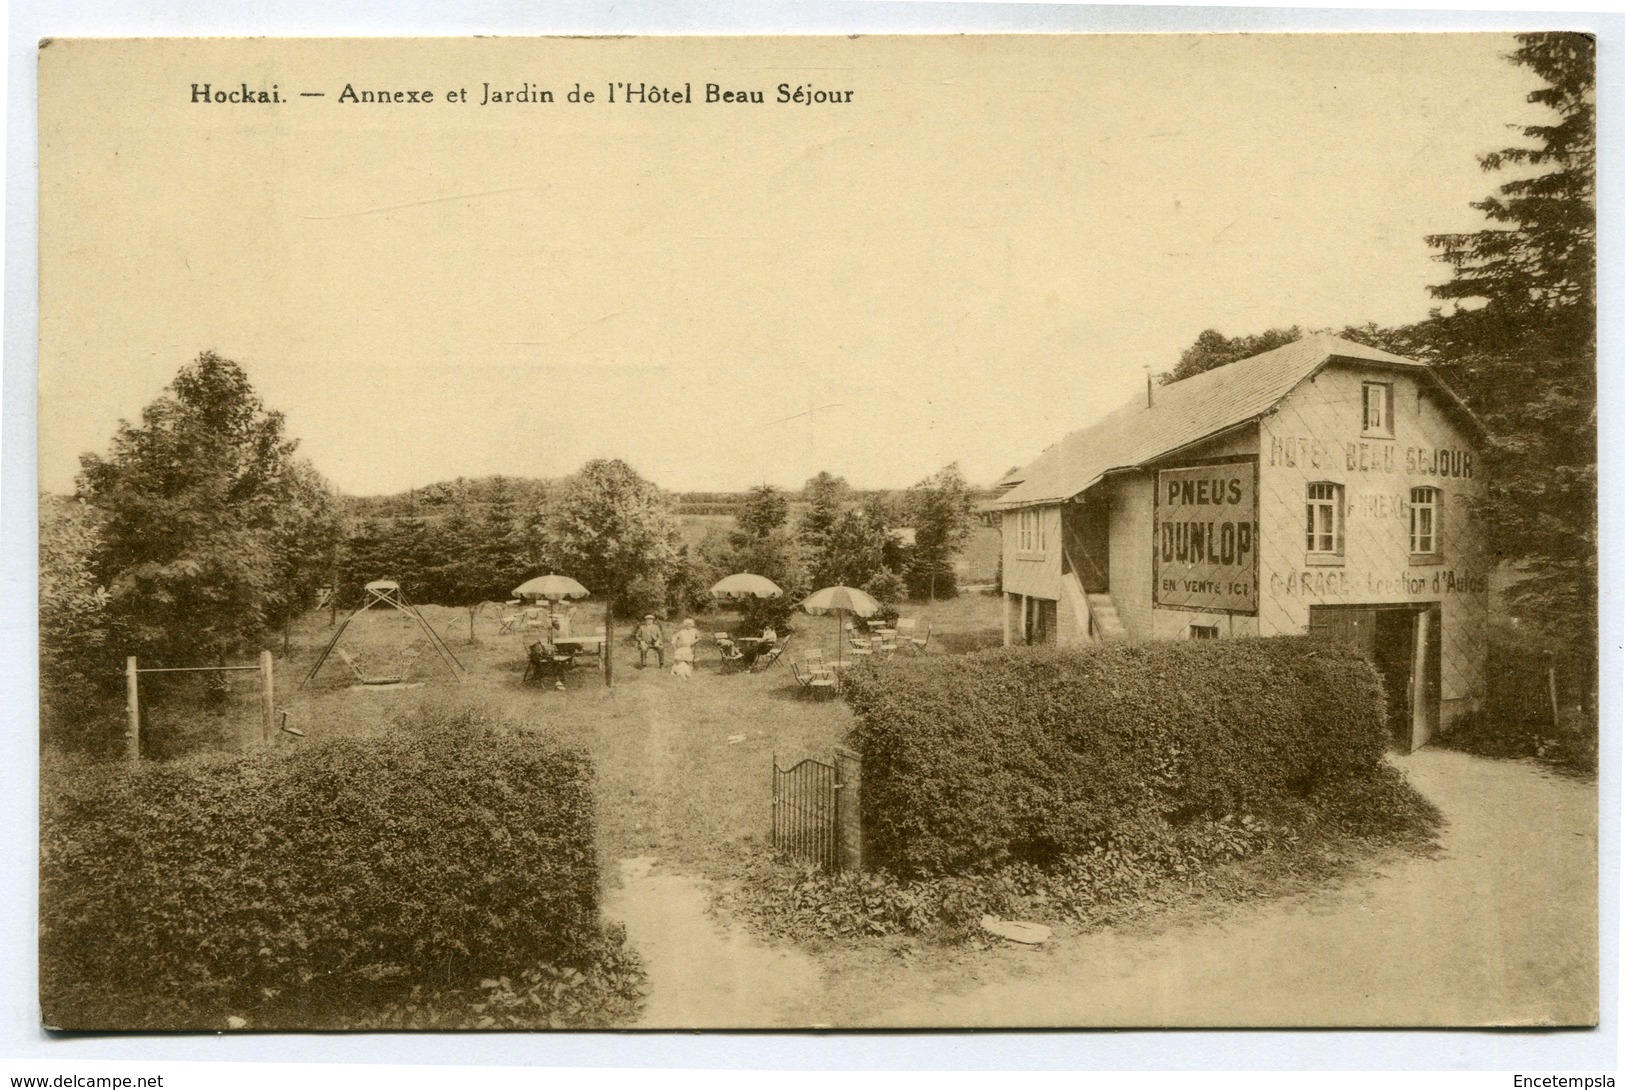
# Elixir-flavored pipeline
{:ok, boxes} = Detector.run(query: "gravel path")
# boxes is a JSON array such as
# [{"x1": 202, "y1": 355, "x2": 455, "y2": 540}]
[
  {"x1": 864, "y1": 748, "x2": 1597, "y2": 1027},
  {"x1": 603, "y1": 747, "x2": 1595, "y2": 1027},
  {"x1": 606, "y1": 855, "x2": 826, "y2": 1028}
]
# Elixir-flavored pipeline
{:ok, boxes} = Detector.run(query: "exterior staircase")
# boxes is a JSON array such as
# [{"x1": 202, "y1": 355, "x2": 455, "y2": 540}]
[{"x1": 1085, "y1": 593, "x2": 1129, "y2": 642}]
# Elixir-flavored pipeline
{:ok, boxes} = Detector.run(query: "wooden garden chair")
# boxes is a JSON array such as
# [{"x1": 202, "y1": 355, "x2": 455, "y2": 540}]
[
  {"x1": 792, "y1": 659, "x2": 837, "y2": 700},
  {"x1": 715, "y1": 633, "x2": 746, "y2": 672},
  {"x1": 752, "y1": 636, "x2": 788, "y2": 672}
]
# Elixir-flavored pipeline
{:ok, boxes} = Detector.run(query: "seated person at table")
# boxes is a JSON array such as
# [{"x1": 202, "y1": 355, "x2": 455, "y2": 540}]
[
  {"x1": 551, "y1": 602, "x2": 575, "y2": 637},
  {"x1": 741, "y1": 623, "x2": 777, "y2": 668},
  {"x1": 633, "y1": 614, "x2": 665, "y2": 667}
]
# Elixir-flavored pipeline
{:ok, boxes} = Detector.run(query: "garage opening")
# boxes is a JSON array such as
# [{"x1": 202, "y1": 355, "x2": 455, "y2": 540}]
[{"x1": 1308, "y1": 603, "x2": 1441, "y2": 752}]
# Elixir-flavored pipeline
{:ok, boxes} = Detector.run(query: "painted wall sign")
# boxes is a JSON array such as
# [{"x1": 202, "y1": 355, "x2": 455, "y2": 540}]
[
  {"x1": 1153, "y1": 460, "x2": 1258, "y2": 614},
  {"x1": 1268, "y1": 434, "x2": 1473, "y2": 478},
  {"x1": 1268, "y1": 567, "x2": 1488, "y2": 598}
]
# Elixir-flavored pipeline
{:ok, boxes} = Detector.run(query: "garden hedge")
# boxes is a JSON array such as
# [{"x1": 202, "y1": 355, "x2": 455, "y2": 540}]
[
  {"x1": 843, "y1": 637, "x2": 1392, "y2": 877},
  {"x1": 41, "y1": 703, "x2": 601, "y2": 1029}
]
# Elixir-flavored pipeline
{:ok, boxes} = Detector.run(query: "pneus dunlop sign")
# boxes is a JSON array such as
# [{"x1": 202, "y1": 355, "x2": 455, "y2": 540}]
[{"x1": 1154, "y1": 459, "x2": 1259, "y2": 615}]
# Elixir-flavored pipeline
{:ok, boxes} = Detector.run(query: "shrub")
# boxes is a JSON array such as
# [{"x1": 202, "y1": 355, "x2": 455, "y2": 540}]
[
  {"x1": 353, "y1": 923, "x2": 646, "y2": 1030},
  {"x1": 41, "y1": 702, "x2": 607, "y2": 1029},
  {"x1": 843, "y1": 637, "x2": 1399, "y2": 877},
  {"x1": 1437, "y1": 621, "x2": 1596, "y2": 774}
]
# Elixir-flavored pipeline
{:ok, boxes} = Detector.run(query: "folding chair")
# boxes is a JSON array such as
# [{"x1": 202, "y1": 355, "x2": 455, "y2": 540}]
[
  {"x1": 715, "y1": 633, "x2": 746, "y2": 672},
  {"x1": 523, "y1": 642, "x2": 550, "y2": 683},
  {"x1": 497, "y1": 603, "x2": 522, "y2": 635},
  {"x1": 752, "y1": 637, "x2": 787, "y2": 672},
  {"x1": 908, "y1": 622, "x2": 931, "y2": 655},
  {"x1": 792, "y1": 660, "x2": 837, "y2": 700}
]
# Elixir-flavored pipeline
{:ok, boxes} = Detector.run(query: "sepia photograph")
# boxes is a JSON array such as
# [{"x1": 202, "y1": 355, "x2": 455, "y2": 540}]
[{"x1": 32, "y1": 31, "x2": 1599, "y2": 1035}]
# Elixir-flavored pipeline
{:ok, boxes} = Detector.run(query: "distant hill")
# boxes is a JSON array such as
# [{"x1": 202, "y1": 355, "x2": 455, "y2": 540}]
[{"x1": 337, "y1": 477, "x2": 1002, "y2": 532}]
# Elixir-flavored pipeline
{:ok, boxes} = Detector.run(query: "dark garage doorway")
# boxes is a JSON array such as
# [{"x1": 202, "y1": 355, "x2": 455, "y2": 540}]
[{"x1": 1309, "y1": 603, "x2": 1441, "y2": 752}]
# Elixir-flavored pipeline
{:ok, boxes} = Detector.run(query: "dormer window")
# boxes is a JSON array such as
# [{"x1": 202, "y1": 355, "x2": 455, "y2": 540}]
[{"x1": 1363, "y1": 382, "x2": 1394, "y2": 438}]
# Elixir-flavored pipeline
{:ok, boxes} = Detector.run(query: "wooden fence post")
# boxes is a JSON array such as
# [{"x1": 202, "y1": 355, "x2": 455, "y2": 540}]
[
  {"x1": 834, "y1": 746, "x2": 863, "y2": 873},
  {"x1": 125, "y1": 656, "x2": 140, "y2": 763},
  {"x1": 260, "y1": 650, "x2": 275, "y2": 746},
  {"x1": 1547, "y1": 656, "x2": 1562, "y2": 732}
]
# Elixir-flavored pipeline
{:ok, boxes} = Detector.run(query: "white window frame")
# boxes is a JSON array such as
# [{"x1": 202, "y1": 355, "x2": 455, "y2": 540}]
[
  {"x1": 1016, "y1": 509, "x2": 1045, "y2": 557},
  {"x1": 1410, "y1": 486, "x2": 1441, "y2": 559},
  {"x1": 1306, "y1": 481, "x2": 1344, "y2": 561},
  {"x1": 1362, "y1": 382, "x2": 1395, "y2": 438}
]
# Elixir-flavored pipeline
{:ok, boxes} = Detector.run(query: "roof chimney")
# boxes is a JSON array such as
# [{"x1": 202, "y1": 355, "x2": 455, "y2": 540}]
[{"x1": 1145, "y1": 365, "x2": 1154, "y2": 409}]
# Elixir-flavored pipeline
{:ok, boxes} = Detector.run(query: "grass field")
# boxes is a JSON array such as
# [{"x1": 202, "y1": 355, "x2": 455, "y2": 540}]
[{"x1": 151, "y1": 591, "x2": 1005, "y2": 880}]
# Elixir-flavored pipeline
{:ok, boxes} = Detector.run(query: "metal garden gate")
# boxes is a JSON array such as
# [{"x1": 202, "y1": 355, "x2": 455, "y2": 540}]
[{"x1": 771, "y1": 755, "x2": 840, "y2": 871}]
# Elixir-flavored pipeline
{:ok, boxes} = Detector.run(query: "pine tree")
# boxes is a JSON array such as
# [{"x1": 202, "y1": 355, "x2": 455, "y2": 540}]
[
  {"x1": 1421, "y1": 33, "x2": 1596, "y2": 707},
  {"x1": 904, "y1": 463, "x2": 977, "y2": 600}
]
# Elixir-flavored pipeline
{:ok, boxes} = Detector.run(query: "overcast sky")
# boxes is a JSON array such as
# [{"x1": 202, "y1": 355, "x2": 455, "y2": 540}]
[{"x1": 38, "y1": 33, "x2": 1543, "y2": 496}]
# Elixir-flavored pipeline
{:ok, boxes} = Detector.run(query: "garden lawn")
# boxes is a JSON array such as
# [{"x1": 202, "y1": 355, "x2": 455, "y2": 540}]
[{"x1": 248, "y1": 592, "x2": 1007, "y2": 877}]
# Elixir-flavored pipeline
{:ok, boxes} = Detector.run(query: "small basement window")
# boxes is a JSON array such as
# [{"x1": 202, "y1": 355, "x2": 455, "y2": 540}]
[{"x1": 1190, "y1": 624, "x2": 1218, "y2": 640}]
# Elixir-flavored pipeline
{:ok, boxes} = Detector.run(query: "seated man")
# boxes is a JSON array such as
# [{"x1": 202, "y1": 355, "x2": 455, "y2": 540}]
[
  {"x1": 741, "y1": 623, "x2": 777, "y2": 669},
  {"x1": 633, "y1": 614, "x2": 665, "y2": 667}
]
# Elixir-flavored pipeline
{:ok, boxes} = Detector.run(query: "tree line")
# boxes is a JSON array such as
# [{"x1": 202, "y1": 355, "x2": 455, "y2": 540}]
[{"x1": 40, "y1": 349, "x2": 980, "y2": 739}]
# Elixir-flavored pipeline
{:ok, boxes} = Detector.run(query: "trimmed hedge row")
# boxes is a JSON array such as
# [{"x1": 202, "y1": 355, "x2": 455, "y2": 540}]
[
  {"x1": 843, "y1": 637, "x2": 1391, "y2": 877},
  {"x1": 41, "y1": 703, "x2": 602, "y2": 1029}
]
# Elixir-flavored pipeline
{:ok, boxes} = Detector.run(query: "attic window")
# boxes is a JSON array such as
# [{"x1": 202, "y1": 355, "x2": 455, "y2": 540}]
[{"x1": 1362, "y1": 382, "x2": 1394, "y2": 438}]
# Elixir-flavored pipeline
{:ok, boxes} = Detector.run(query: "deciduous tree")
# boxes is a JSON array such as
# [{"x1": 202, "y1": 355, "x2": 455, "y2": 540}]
[
  {"x1": 76, "y1": 351, "x2": 337, "y2": 668},
  {"x1": 1160, "y1": 326, "x2": 1302, "y2": 384},
  {"x1": 546, "y1": 459, "x2": 681, "y2": 684}
]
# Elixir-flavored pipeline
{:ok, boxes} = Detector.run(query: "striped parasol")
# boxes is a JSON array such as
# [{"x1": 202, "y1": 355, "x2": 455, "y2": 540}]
[
  {"x1": 799, "y1": 585, "x2": 883, "y2": 669},
  {"x1": 708, "y1": 573, "x2": 784, "y2": 600}
]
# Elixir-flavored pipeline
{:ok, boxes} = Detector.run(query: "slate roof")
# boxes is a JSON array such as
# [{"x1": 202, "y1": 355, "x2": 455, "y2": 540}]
[{"x1": 996, "y1": 333, "x2": 1482, "y2": 509}]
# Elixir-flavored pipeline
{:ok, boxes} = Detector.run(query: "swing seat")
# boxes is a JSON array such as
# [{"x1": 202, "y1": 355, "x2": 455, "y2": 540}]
[{"x1": 335, "y1": 647, "x2": 403, "y2": 685}]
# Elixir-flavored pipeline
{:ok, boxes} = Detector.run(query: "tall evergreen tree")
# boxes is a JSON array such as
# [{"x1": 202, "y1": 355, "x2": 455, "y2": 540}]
[
  {"x1": 798, "y1": 471, "x2": 850, "y2": 552},
  {"x1": 1421, "y1": 33, "x2": 1596, "y2": 706},
  {"x1": 904, "y1": 463, "x2": 977, "y2": 600}
]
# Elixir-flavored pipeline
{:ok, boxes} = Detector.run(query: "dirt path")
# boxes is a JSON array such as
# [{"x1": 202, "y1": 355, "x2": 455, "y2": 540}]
[
  {"x1": 605, "y1": 856, "x2": 825, "y2": 1028},
  {"x1": 857, "y1": 749, "x2": 1597, "y2": 1027},
  {"x1": 598, "y1": 679, "x2": 827, "y2": 1028}
]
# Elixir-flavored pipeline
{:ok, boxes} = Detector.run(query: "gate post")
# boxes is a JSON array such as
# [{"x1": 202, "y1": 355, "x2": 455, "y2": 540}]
[
  {"x1": 260, "y1": 650, "x2": 275, "y2": 746},
  {"x1": 125, "y1": 656, "x2": 140, "y2": 764},
  {"x1": 834, "y1": 746, "x2": 863, "y2": 873}
]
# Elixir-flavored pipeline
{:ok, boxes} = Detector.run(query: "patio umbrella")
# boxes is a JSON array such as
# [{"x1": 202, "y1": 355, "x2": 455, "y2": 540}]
[
  {"x1": 513, "y1": 574, "x2": 591, "y2": 602},
  {"x1": 513, "y1": 574, "x2": 591, "y2": 633},
  {"x1": 799, "y1": 585, "x2": 882, "y2": 670},
  {"x1": 708, "y1": 573, "x2": 784, "y2": 600}
]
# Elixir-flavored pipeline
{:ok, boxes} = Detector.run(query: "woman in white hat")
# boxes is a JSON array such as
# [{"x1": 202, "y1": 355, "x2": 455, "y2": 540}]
[{"x1": 671, "y1": 618, "x2": 699, "y2": 679}]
